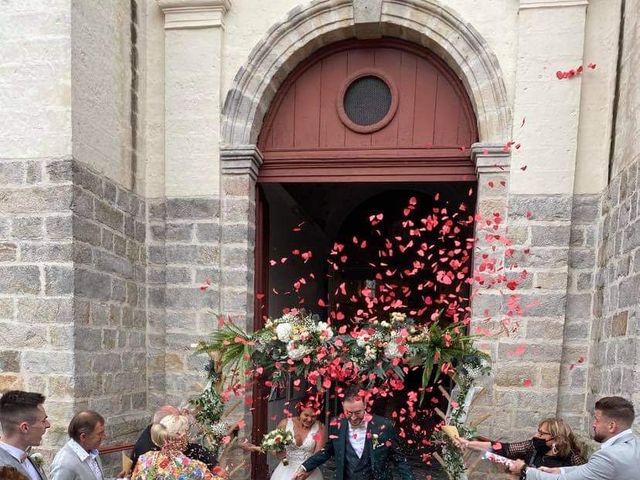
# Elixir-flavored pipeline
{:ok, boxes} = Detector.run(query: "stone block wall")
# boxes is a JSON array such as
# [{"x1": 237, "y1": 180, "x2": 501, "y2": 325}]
[
  {"x1": 498, "y1": 194, "x2": 572, "y2": 438},
  {"x1": 0, "y1": 157, "x2": 75, "y2": 447},
  {"x1": 69, "y1": 160, "x2": 149, "y2": 441},
  {"x1": 147, "y1": 195, "x2": 221, "y2": 407},
  {"x1": 588, "y1": 0, "x2": 640, "y2": 429},
  {"x1": 590, "y1": 158, "x2": 640, "y2": 422},
  {"x1": 557, "y1": 194, "x2": 599, "y2": 431}
]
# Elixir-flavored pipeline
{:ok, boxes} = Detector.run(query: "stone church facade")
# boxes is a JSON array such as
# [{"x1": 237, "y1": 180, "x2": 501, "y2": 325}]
[{"x1": 0, "y1": 0, "x2": 638, "y2": 475}]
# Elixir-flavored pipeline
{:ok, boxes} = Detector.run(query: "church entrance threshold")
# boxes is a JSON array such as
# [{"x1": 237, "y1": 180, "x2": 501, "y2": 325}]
[{"x1": 253, "y1": 181, "x2": 476, "y2": 478}]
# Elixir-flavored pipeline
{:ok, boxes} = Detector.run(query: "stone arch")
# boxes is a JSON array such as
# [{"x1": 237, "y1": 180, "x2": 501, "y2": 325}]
[{"x1": 221, "y1": 0, "x2": 510, "y2": 148}]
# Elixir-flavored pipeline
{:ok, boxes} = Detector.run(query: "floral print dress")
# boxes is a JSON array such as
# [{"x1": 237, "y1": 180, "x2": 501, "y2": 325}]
[{"x1": 132, "y1": 450, "x2": 222, "y2": 480}]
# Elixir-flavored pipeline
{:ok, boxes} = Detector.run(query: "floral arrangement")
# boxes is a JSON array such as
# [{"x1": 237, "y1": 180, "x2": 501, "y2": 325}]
[
  {"x1": 430, "y1": 355, "x2": 491, "y2": 480},
  {"x1": 198, "y1": 309, "x2": 489, "y2": 401},
  {"x1": 260, "y1": 428, "x2": 294, "y2": 465},
  {"x1": 189, "y1": 350, "x2": 237, "y2": 458}
]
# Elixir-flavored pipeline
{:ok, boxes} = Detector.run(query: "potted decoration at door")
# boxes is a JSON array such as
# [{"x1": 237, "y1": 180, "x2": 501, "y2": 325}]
[{"x1": 260, "y1": 428, "x2": 294, "y2": 465}]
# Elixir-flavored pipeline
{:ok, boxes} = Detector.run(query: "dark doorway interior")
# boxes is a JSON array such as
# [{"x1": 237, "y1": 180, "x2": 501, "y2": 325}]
[{"x1": 258, "y1": 181, "x2": 476, "y2": 477}]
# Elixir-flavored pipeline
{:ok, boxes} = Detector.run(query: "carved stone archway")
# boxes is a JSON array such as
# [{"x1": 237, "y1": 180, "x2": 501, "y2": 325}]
[{"x1": 221, "y1": 0, "x2": 510, "y2": 147}]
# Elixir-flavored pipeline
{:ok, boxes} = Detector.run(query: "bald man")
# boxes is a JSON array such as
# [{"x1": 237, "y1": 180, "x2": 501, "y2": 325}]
[{"x1": 51, "y1": 411, "x2": 106, "y2": 480}]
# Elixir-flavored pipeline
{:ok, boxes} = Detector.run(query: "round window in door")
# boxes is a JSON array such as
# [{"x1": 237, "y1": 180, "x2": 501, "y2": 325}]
[{"x1": 337, "y1": 69, "x2": 398, "y2": 133}]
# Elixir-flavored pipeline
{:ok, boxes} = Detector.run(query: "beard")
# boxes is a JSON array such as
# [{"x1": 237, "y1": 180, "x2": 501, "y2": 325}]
[{"x1": 592, "y1": 429, "x2": 606, "y2": 443}]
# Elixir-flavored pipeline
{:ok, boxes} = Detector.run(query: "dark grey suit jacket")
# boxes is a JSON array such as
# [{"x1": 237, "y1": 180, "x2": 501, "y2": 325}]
[{"x1": 301, "y1": 415, "x2": 415, "y2": 480}]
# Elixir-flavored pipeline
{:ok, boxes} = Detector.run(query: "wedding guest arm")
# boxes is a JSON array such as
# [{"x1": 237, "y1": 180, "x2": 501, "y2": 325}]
[{"x1": 509, "y1": 397, "x2": 638, "y2": 480}]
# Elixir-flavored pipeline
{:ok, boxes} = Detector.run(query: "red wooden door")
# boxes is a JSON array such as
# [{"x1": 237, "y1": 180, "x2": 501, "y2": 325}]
[{"x1": 258, "y1": 39, "x2": 478, "y2": 182}]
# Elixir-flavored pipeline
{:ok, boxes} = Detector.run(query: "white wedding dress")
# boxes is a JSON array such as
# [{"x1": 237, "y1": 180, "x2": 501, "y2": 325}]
[{"x1": 270, "y1": 418, "x2": 323, "y2": 480}]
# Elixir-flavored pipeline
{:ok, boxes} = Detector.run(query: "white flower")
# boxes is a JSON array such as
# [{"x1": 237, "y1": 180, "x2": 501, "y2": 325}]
[
  {"x1": 315, "y1": 321, "x2": 333, "y2": 340},
  {"x1": 356, "y1": 335, "x2": 368, "y2": 348},
  {"x1": 276, "y1": 323, "x2": 293, "y2": 342},
  {"x1": 380, "y1": 321, "x2": 391, "y2": 328},
  {"x1": 365, "y1": 345, "x2": 377, "y2": 361},
  {"x1": 384, "y1": 341, "x2": 402, "y2": 359},
  {"x1": 287, "y1": 341, "x2": 312, "y2": 360}
]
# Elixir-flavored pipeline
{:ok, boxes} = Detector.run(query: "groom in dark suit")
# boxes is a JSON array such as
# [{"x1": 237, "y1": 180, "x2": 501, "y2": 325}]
[{"x1": 295, "y1": 387, "x2": 415, "y2": 480}]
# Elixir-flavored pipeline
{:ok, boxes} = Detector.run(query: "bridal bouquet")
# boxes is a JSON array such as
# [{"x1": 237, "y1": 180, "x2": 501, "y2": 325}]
[{"x1": 260, "y1": 428, "x2": 294, "y2": 465}]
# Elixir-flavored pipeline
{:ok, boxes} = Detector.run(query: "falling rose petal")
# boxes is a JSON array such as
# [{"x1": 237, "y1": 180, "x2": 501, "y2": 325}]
[
  {"x1": 317, "y1": 298, "x2": 327, "y2": 307},
  {"x1": 512, "y1": 344, "x2": 527, "y2": 357},
  {"x1": 523, "y1": 378, "x2": 533, "y2": 387},
  {"x1": 269, "y1": 259, "x2": 277, "y2": 266},
  {"x1": 492, "y1": 442, "x2": 502, "y2": 450},
  {"x1": 520, "y1": 165, "x2": 528, "y2": 171},
  {"x1": 280, "y1": 257, "x2": 288, "y2": 263},
  {"x1": 577, "y1": 356, "x2": 585, "y2": 363},
  {"x1": 556, "y1": 70, "x2": 565, "y2": 80},
  {"x1": 199, "y1": 278, "x2": 211, "y2": 292},
  {"x1": 255, "y1": 292, "x2": 265, "y2": 300},
  {"x1": 520, "y1": 117, "x2": 526, "y2": 128},
  {"x1": 588, "y1": 63, "x2": 597, "y2": 69}
]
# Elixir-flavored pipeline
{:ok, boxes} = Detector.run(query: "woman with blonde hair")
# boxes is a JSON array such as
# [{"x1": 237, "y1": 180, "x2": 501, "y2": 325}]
[
  {"x1": 455, "y1": 417, "x2": 585, "y2": 469},
  {"x1": 131, "y1": 414, "x2": 226, "y2": 480}
]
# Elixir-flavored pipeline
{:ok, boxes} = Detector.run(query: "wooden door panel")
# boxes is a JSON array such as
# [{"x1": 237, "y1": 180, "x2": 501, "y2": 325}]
[
  {"x1": 257, "y1": 39, "x2": 478, "y2": 182},
  {"x1": 319, "y1": 52, "x2": 347, "y2": 148}
]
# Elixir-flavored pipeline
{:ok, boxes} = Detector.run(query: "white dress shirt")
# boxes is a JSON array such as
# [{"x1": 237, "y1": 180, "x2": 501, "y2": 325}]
[
  {"x1": 0, "y1": 441, "x2": 42, "y2": 480},
  {"x1": 67, "y1": 439, "x2": 103, "y2": 480},
  {"x1": 347, "y1": 422, "x2": 368, "y2": 458}
]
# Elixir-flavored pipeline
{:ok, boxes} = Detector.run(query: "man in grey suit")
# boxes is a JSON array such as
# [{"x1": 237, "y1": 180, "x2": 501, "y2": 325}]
[
  {"x1": 50, "y1": 411, "x2": 106, "y2": 480},
  {"x1": 0, "y1": 390, "x2": 51, "y2": 480},
  {"x1": 510, "y1": 396, "x2": 639, "y2": 480}
]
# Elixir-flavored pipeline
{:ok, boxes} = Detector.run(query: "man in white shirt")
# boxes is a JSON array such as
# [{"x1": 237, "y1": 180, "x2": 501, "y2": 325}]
[
  {"x1": 0, "y1": 390, "x2": 51, "y2": 480},
  {"x1": 510, "y1": 396, "x2": 639, "y2": 480},
  {"x1": 51, "y1": 411, "x2": 106, "y2": 480},
  {"x1": 296, "y1": 386, "x2": 414, "y2": 480}
]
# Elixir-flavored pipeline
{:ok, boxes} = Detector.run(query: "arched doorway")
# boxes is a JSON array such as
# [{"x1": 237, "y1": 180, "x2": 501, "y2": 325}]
[{"x1": 251, "y1": 39, "x2": 479, "y2": 478}]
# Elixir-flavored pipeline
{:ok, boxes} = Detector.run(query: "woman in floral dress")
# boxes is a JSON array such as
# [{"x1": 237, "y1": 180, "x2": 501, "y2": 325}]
[{"x1": 131, "y1": 414, "x2": 226, "y2": 480}]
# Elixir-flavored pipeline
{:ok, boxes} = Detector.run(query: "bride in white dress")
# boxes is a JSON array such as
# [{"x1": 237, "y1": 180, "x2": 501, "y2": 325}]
[{"x1": 241, "y1": 404, "x2": 325, "y2": 480}]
